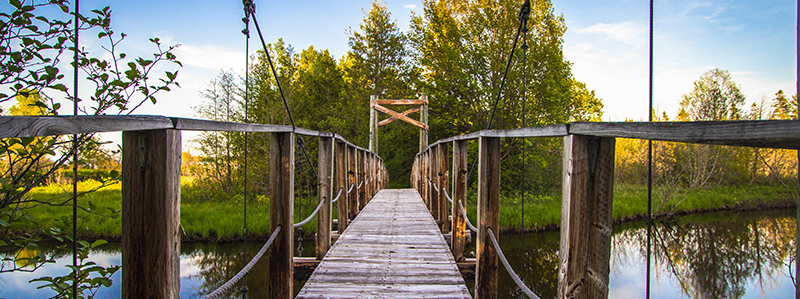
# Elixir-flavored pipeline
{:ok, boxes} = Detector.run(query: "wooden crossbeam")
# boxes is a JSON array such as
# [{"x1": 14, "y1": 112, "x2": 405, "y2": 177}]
[
  {"x1": 375, "y1": 99, "x2": 426, "y2": 105},
  {"x1": 378, "y1": 107, "x2": 421, "y2": 127},
  {"x1": 372, "y1": 104, "x2": 428, "y2": 130}
]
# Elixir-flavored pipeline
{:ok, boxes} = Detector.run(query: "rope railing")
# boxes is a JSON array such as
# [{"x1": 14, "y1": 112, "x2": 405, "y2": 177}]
[
  {"x1": 443, "y1": 187, "x2": 453, "y2": 204},
  {"x1": 205, "y1": 225, "x2": 282, "y2": 299},
  {"x1": 357, "y1": 181, "x2": 364, "y2": 189},
  {"x1": 458, "y1": 200, "x2": 478, "y2": 233},
  {"x1": 347, "y1": 183, "x2": 355, "y2": 193},
  {"x1": 294, "y1": 196, "x2": 326, "y2": 228},
  {"x1": 431, "y1": 181, "x2": 439, "y2": 192},
  {"x1": 486, "y1": 227, "x2": 540, "y2": 299},
  {"x1": 331, "y1": 187, "x2": 344, "y2": 204}
]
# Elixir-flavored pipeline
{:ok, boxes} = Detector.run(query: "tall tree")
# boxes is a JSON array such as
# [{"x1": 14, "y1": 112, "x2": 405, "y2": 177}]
[{"x1": 678, "y1": 68, "x2": 746, "y2": 121}]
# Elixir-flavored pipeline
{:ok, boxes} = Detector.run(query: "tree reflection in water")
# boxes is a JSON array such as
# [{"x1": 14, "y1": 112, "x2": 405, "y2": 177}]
[{"x1": 493, "y1": 209, "x2": 795, "y2": 299}]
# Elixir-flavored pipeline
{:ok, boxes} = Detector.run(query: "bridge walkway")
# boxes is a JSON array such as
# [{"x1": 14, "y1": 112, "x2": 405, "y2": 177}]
[{"x1": 296, "y1": 189, "x2": 471, "y2": 298}]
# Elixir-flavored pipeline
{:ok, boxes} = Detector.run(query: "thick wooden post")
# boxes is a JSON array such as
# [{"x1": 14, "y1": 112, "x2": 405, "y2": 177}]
[
  {"x1": 317, "y1": 136, "x2": 334, "y2": 259},
  {"x1": 430, "y1": 146, "x2": 440, "y2": 225},
  {"x1": 358, "y1": 150, "x2": 367, "y2": 209},
  {"x1": 438, "y1": 143, "x2": 450, "y2": 233},
  {"x1": 451, "y1": 140, "x2": 468, "y2": 262},
  {"x1": 348, "y1": 146, "x2": 358, "y2": 219},
  {"x1": 475, "y1": 136, "x2": 501, "y2": 299},
  {"x1": 269, "y1": 132, "x2": 294, "y2": 298},
  {"x1": 421, "y1": 151, "x2": 428, "y2": 208},
  {"x1": 558, "y1": 135, "x2": 615, "y2": 298},
  {"x1": 122, "y1": 129, "x2": 181, "y2": 299},
  {"x1": 335, "y1": 141, "x2": 348, "y2": 233},
  {"x1": 369, "y1": 95, "x2": 378, "y2": 153}
]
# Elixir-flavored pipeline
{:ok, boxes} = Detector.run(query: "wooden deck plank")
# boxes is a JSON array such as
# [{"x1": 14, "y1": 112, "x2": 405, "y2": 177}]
[{"x1": 297, "y1": 189, "x2": 471, "y2": 298}]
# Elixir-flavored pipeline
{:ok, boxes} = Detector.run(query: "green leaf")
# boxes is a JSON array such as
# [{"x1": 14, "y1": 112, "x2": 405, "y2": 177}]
[
  {"x1": 90, "y1": 239, "x2": 108, "y2": 248},
  {"x1": 9, "y1": 0, "x2": 21, "y2": 8},
  {"x1": 0, "y1": 218, "x2": 8, "y2": 228}
]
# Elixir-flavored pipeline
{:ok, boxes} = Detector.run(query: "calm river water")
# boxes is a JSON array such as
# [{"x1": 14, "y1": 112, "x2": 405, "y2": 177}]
[{"x1": 1, "y1": 209, "x2": 795, "y2": 298}]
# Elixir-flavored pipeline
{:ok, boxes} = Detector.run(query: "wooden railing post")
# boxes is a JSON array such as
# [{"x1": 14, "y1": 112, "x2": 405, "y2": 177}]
[
  {"x1": 317, "y1": 136, "x2": 334, "y2": 259},
  {"x1": 122, "y1": 129, "x2": 180, "y2": 299},
  {"x1": 358, "y1": 150, "x2": 367, "y2": 208},
  {"x1": 438, "y1": 143, "x2": 450, "y2": 233},
  {"x1": 429, "y1": 146, "x2": 440, "y2": 221},
  {"x1": 269, "y1": 131, "x2": 294, "y2": 298},
  {"x1": 348, "y1": 146, "x2": 358, "y2": 220},
  {"x1": 335, "y1": 141, "x2": 349, "y2": 233},
  {"x1": 476, "y1": 136, "x2": 501, "y2": 299},
  {"x1": 558, "y1": 135, "x2": 615, "y2": 298},
  {"x1": 451, "y1": 139, "x2": 468, "y2": 262},
  {"x1": 422, "y1": 151, "x2": 429, "y2": 208}
]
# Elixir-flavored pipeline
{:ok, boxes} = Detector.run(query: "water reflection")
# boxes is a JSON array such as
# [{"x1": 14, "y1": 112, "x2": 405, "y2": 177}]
[
  {"x1": 494, "y1": 209, "x2": 796, "y2": 298},
  {"x1": 0, "y1": 210, "x2": 795, "y2": 298}
]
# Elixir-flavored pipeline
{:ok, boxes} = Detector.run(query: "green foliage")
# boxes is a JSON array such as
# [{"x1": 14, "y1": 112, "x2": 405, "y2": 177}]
[
  {"x1": 1, "y1": 1, "x2": 180, "y2": 295},
  {"x1": 30, "y1": 239, "x2": 120, "y2": 298}
]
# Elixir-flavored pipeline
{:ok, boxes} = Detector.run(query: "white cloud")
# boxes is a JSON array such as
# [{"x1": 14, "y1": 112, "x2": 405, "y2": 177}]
[
  {"x1": 403, "y1": 4, "x2": 417, "y2": 9},
  {"x1": 579, "y1": 22, "x2": 647, "y2": 46},
  {"x1": 174, "y1": 44, "x2": 244, "y2": 71}
]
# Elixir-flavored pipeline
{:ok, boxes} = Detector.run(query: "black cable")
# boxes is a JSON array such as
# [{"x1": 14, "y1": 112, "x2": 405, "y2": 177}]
[
  {"x1": 249, "y1": 11, "x2": 318, "y2": 179},
  {"x1": 466, "y1": 0, "x2": 530, "y2": 185},
  {"x1": 72, "y1": 0, "x2": 80, "y2": 297},
  {"x1": 519, "y1": 15, "x2": 529, "y2": 288},
  {"x1": 241, "y1": 0, "x2": 253, "y2": 296},
  {"x1": 646, "y1": 0, "x2": 654, "y2": 297}
]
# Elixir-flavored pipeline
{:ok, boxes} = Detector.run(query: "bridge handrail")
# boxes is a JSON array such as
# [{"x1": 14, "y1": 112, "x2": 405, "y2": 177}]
[
  {"x1": 347, "y1": 183, "x2": 355, "y2": 194},
  {"x1": 0, "y1": 115, "x2": 382, "y2": 158},
  {"x1": 205, "y1": 225, "x2": 282, "y2": 299},
  {"x1": 487, "y1": 227, "x2": 540, "y2": 299},
  {"x1": 420, "y1": 120, "x2": 800, "y2": 151}
]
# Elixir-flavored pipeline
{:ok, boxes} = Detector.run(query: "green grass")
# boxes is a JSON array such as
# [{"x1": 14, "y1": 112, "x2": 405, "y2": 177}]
[
  {"x1": 22, "y1": 180, "x2": 271, "y2": 240},
  {"x1": 465, "y1": 183, "x2": 795, "y2": 232},
  {"x1": 20, "y1": 181, "x2": 795, "y2": 239}
]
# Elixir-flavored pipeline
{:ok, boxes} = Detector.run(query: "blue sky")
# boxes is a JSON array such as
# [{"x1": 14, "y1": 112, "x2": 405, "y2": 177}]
[{"x1": 4, "y1": 0, "x2": 798, "y2": 123}]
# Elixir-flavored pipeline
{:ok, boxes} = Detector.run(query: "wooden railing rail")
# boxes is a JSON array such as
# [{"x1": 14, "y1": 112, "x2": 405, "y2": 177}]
[
  {"x1": 0, "y1": 115, "x2": 387, "y2": 299},
  {"x1": 412, "y1": 119, "x2": 800, "y2": 298}
]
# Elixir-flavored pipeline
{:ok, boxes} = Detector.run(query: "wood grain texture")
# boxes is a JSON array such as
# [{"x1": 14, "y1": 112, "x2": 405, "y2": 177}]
[
  {"x1": 438, "y1": 143, "x2": 450, "y2": 233},
  {"x1": 335, "y1": 141, "x2": 349, "y2": 234},
  {"x1": 121, "y1": 129, "x2": 180, "y2": 299},
  {"x1": 0, "y1": 115, "x2": 173, "y2": 138},
  {"x1": 317, "y1": 137, "x2": 334, "y2": 259},
  {"x1": 476, "y1": 136, "x2": 501, "y2": 299},
  {"x1": 348, "y1": 146, "x2": 359, "y2": 220},
  {"x1": 451, "y1": 140, "x2": 468, "y2": 262},
  {"x1": 569, "y1": 120, "x2": 800, "y2": 149},
  {"x1": 296, "y1": 189, "x2": 471, "y2": 298},
  {"x1": 269, "y1": 132, "x2": 294, "y2": 298},
  {"x1": 429, "y1": 146, "x2": 440, "y2": 227},
  {"x1": 558, "y1": 135, "x2": 615, "y2": 298}
]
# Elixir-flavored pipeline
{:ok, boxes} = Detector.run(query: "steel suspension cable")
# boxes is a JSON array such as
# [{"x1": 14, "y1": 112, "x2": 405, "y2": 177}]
[
  {"x1": 71, "y1": 0, "x2": 80, "y2": 296},
  {"x1": 487, "y1": 228, "x2": 540, "y2": 299},
  {"x1": 248, "y1": 10, "x2": 318, "y2": 180},
  {"x1": 519, "y1": 10, "x2": 529, "y2": 283},
  {"x1": 466, "y1": 0, "x2": 531, "y2": 184},
  {"x1": 646, "y1": 0, "x2": 654, "y2": 297},
  {"x1": 205, "y1": 226, "x2": 282, "y2": 299}
]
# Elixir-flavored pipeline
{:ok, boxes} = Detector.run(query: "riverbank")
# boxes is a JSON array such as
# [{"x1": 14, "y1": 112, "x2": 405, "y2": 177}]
[{"x1": 9, "y1": 181, "x2": 797, "y2": 241}]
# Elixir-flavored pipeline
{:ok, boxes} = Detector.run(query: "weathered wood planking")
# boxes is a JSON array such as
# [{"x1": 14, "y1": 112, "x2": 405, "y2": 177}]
[{"x1": 297, "y1": 189, "x2": 471, "y2": 298}]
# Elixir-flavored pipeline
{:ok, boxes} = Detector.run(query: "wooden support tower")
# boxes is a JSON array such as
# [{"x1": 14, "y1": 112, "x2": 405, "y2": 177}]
[{"x1": 369, "y1": 95, "x2": 429, "y2": 153}]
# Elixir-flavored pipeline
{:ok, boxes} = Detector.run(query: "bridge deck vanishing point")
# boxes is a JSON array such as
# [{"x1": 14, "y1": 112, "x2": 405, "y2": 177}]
[{"x1": 296, "y1": 189, "x2": 471, "y2": 298}]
